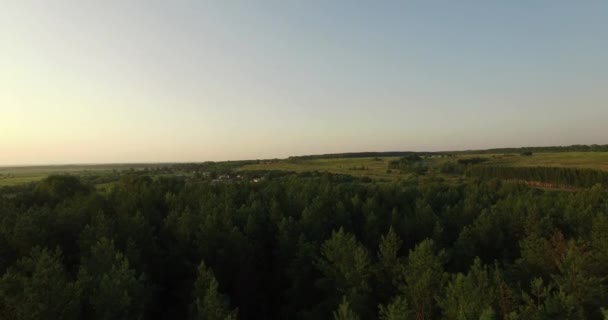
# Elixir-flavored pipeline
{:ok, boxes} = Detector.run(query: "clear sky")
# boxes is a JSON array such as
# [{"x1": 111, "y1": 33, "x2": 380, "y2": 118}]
[{"x1": 1, "y1": 1, "x2": 607, "y2": 164}]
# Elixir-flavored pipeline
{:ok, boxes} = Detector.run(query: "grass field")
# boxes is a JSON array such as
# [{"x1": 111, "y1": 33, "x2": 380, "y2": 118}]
[
  {"x1": 0, "y1": 164, "x2": 161, "y2": 187},
  {"x1": 240, "y1": 152, "x2": 608, "y2": 180},
  {"x1": 480, "y1": 152, "x2": 608, "y2": 170},
  {"x1": 239, "y1": 157, "x2": 405, "y2": 181},
  {"x1": 0, "y1": 167, "x2": 74, "y2": 187},
  {"x1": 2, "y1": 152, "x2": 607, "y2": 186}
]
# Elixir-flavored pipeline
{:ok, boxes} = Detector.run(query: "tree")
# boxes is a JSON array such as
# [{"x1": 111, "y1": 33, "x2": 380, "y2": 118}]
[
  {"x1": 478, "y1": 307, "x2": 496, "y2": 320},
  {"x1": 515, "y1": 278, "x2": 583, "y2": 320},
  {"x1": 378, "y1": 226, "x2": 404, "y2": 283},
  {"x1": 376, "y1": 227, "x2": 404, "y2": 302},
  {"x1": 551, "y1": 240, "x2": 601, "y2": 318},
  {"x1": 379, "y1": 295, "x2": 410, "y2": 320},
  {"x1": 0, "y1": 247, "x2": 80, "y2": 320},
  {"x1": 35, "y1": 175, "x2": 90, "y2": 205},
  {"x1": 439, "y1": 258, "x2": 495, "y2": 320},
  {"x1": 191, "y1": 260, "x2": 237, "y2": 320},
  {"x1": 590, "y1": 215, "x2": 608, "y2": 274},
  {"x1": 333, "y1": 296, "x2": 360, "y2": 320},
  {"x1": 77, "y1": 238, "x2": 145, "y2": 320},
  {"x1": 402, "y1": 239, "x2": 445, "y2": 320},
  {"x1": 316, "y1": 227, "x2": 372, "y2": 316}
]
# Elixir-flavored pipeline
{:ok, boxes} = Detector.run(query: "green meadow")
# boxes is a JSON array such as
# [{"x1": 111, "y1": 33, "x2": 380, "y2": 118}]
[
  {"x1": 240, "y1": 157, "x2": 402, "y2": 181},
  {"x1": 0, "y1": 164, "x2": 162, "y2": 187},
  {"x1": 240, "y1": 152, "x2": 608, "y2": 180},
  {"x1": 2, "y1": 152, "x2": 607, "y2": 187},
  {"x1": 478, "y1": 152, "x2": 608, "y2": 170}
]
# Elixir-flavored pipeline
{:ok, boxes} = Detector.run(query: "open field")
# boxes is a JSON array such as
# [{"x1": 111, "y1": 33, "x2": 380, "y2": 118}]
[
  {"x1": 239, "y1": 157, "x2": 403, "y2": 180},
  {"x1": 0, "y1": 164, "x2": 165, "y2": 187},
  {"x1": 479, "y1": 152, "x2": 608, "y2": 170},
  {"x1": 240, "y1": 152, "x2": 608, "y2": 180},
  {"x1": 2, "y1": 152, "x2": 607, "y2": 186},
  {"x1": 239, "y1": 156, "x2": 459, "y2": 181}
]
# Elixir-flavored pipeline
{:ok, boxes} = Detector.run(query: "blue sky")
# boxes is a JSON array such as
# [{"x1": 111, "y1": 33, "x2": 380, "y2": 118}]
[{"x1": 1, "y1": 1, "x2": 607, "y2": 164}]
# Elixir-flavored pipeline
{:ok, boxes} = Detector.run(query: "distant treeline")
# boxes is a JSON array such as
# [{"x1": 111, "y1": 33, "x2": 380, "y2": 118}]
[
  {"x1": 289, "y1": 151, "x2": 429, "y2": 160},
  {"x1": 455, "y1": 144, "x2": 608, "y2": 155},
  {"x1": 289, "y1": 144, "x2": 608, "y2": 160},
  {"x1": 170, "y1": 160, "x2": 258, "y2": 172},
  {"x1": 468, "y1": 166, "x2": 608, "y2": 188}
]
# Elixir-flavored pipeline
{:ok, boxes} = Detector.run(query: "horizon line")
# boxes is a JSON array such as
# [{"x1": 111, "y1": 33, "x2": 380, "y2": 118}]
[{"x1": 2, "y1": 143, "x2": 606, "y2": 169}]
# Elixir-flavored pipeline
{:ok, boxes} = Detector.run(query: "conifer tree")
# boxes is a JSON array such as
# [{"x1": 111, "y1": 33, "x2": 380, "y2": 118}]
[
  {"x1": 317, "y1": 227, "x2": 372, "y2": 316},
  {"x1": 77, "y1": 238, "x2": 145, "y2": 320},
  {"x1": 192, "y1": 260, "x2": 237, "y2": 320},
  {"x1": 402, "y1": 239, "x2": 445, "y2": 320},
  {"x1": 439, "y1": 258, "x2": 495, "y2": 320},
  {"x1": 333, "y1": 296, "x2": 360, "y2": 320},
  {"x1": 379, "y1": 295, "x2": 410, "y2": 320},
  {"x1": 0, "y1": 247, "x2": 80, "y2": 320}
]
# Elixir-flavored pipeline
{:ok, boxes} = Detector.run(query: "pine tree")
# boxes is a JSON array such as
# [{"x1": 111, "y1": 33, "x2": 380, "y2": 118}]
[
  {"x1": 402, "y1": 239, "x2": 445, "y2": 320},
  {"x1": 377, "y1": 227, "x2": 405, "y2": 303},
  {"x1": 378, "y1": 226, "x2": 403, "y2": 283},
  {"x1": 77, "y1": 237, "x2": 145, "y2": 320},
  {"x1": 0, "y1": 247, "x2": 80, "y2": 320},
  {"x1": 333, "y1": 296, "x2": 360, "y2": 320},
  {"x1": 439, "y1": 258, "x2": 495, "y2": 320},
  {"x1": 192, "y1": 260, "x2": 237, "y2": 320},
  {"x1": 379, "y1": 295, "x2": 410, "y2": 320},
  {"x1": 316, "y1": 227, "x2": 372, "y2": 316}
]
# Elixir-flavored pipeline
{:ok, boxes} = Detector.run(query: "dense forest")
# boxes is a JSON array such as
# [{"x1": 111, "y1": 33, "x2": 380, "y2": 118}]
[{"x1": 1, "y1": 169, "x2": 608, "y2": 319}]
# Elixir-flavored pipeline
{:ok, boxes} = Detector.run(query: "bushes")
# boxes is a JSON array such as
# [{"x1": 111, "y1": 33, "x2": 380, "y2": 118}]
[{"x1": 389, "y1": 156, "x2": 428, "y2": 175}]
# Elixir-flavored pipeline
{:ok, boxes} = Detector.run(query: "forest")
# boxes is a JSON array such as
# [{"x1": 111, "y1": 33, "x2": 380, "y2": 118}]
[{"x1": 1, "y1": 159, "x2": 608, "y2": 320}]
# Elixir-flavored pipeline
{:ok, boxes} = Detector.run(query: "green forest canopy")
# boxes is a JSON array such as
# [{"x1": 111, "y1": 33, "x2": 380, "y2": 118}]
[{"x1": 1, "y1": 146, "x2": 608, "y2": 319}]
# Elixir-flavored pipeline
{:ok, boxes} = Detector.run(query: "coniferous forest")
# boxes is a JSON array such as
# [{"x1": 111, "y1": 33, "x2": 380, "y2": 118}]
[{"x1": 1, "y1": 166, "x2": 608, "y2": 320}]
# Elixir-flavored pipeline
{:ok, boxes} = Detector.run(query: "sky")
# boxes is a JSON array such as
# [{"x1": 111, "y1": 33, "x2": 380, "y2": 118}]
[{"x1": 1, "y1": 1, "x2": 607, "y2": 165}]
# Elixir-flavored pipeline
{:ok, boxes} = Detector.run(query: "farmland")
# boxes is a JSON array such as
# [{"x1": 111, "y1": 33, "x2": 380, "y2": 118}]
[{"x1": 0, "y1": 164, "x2": 166, "y2": 187}]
